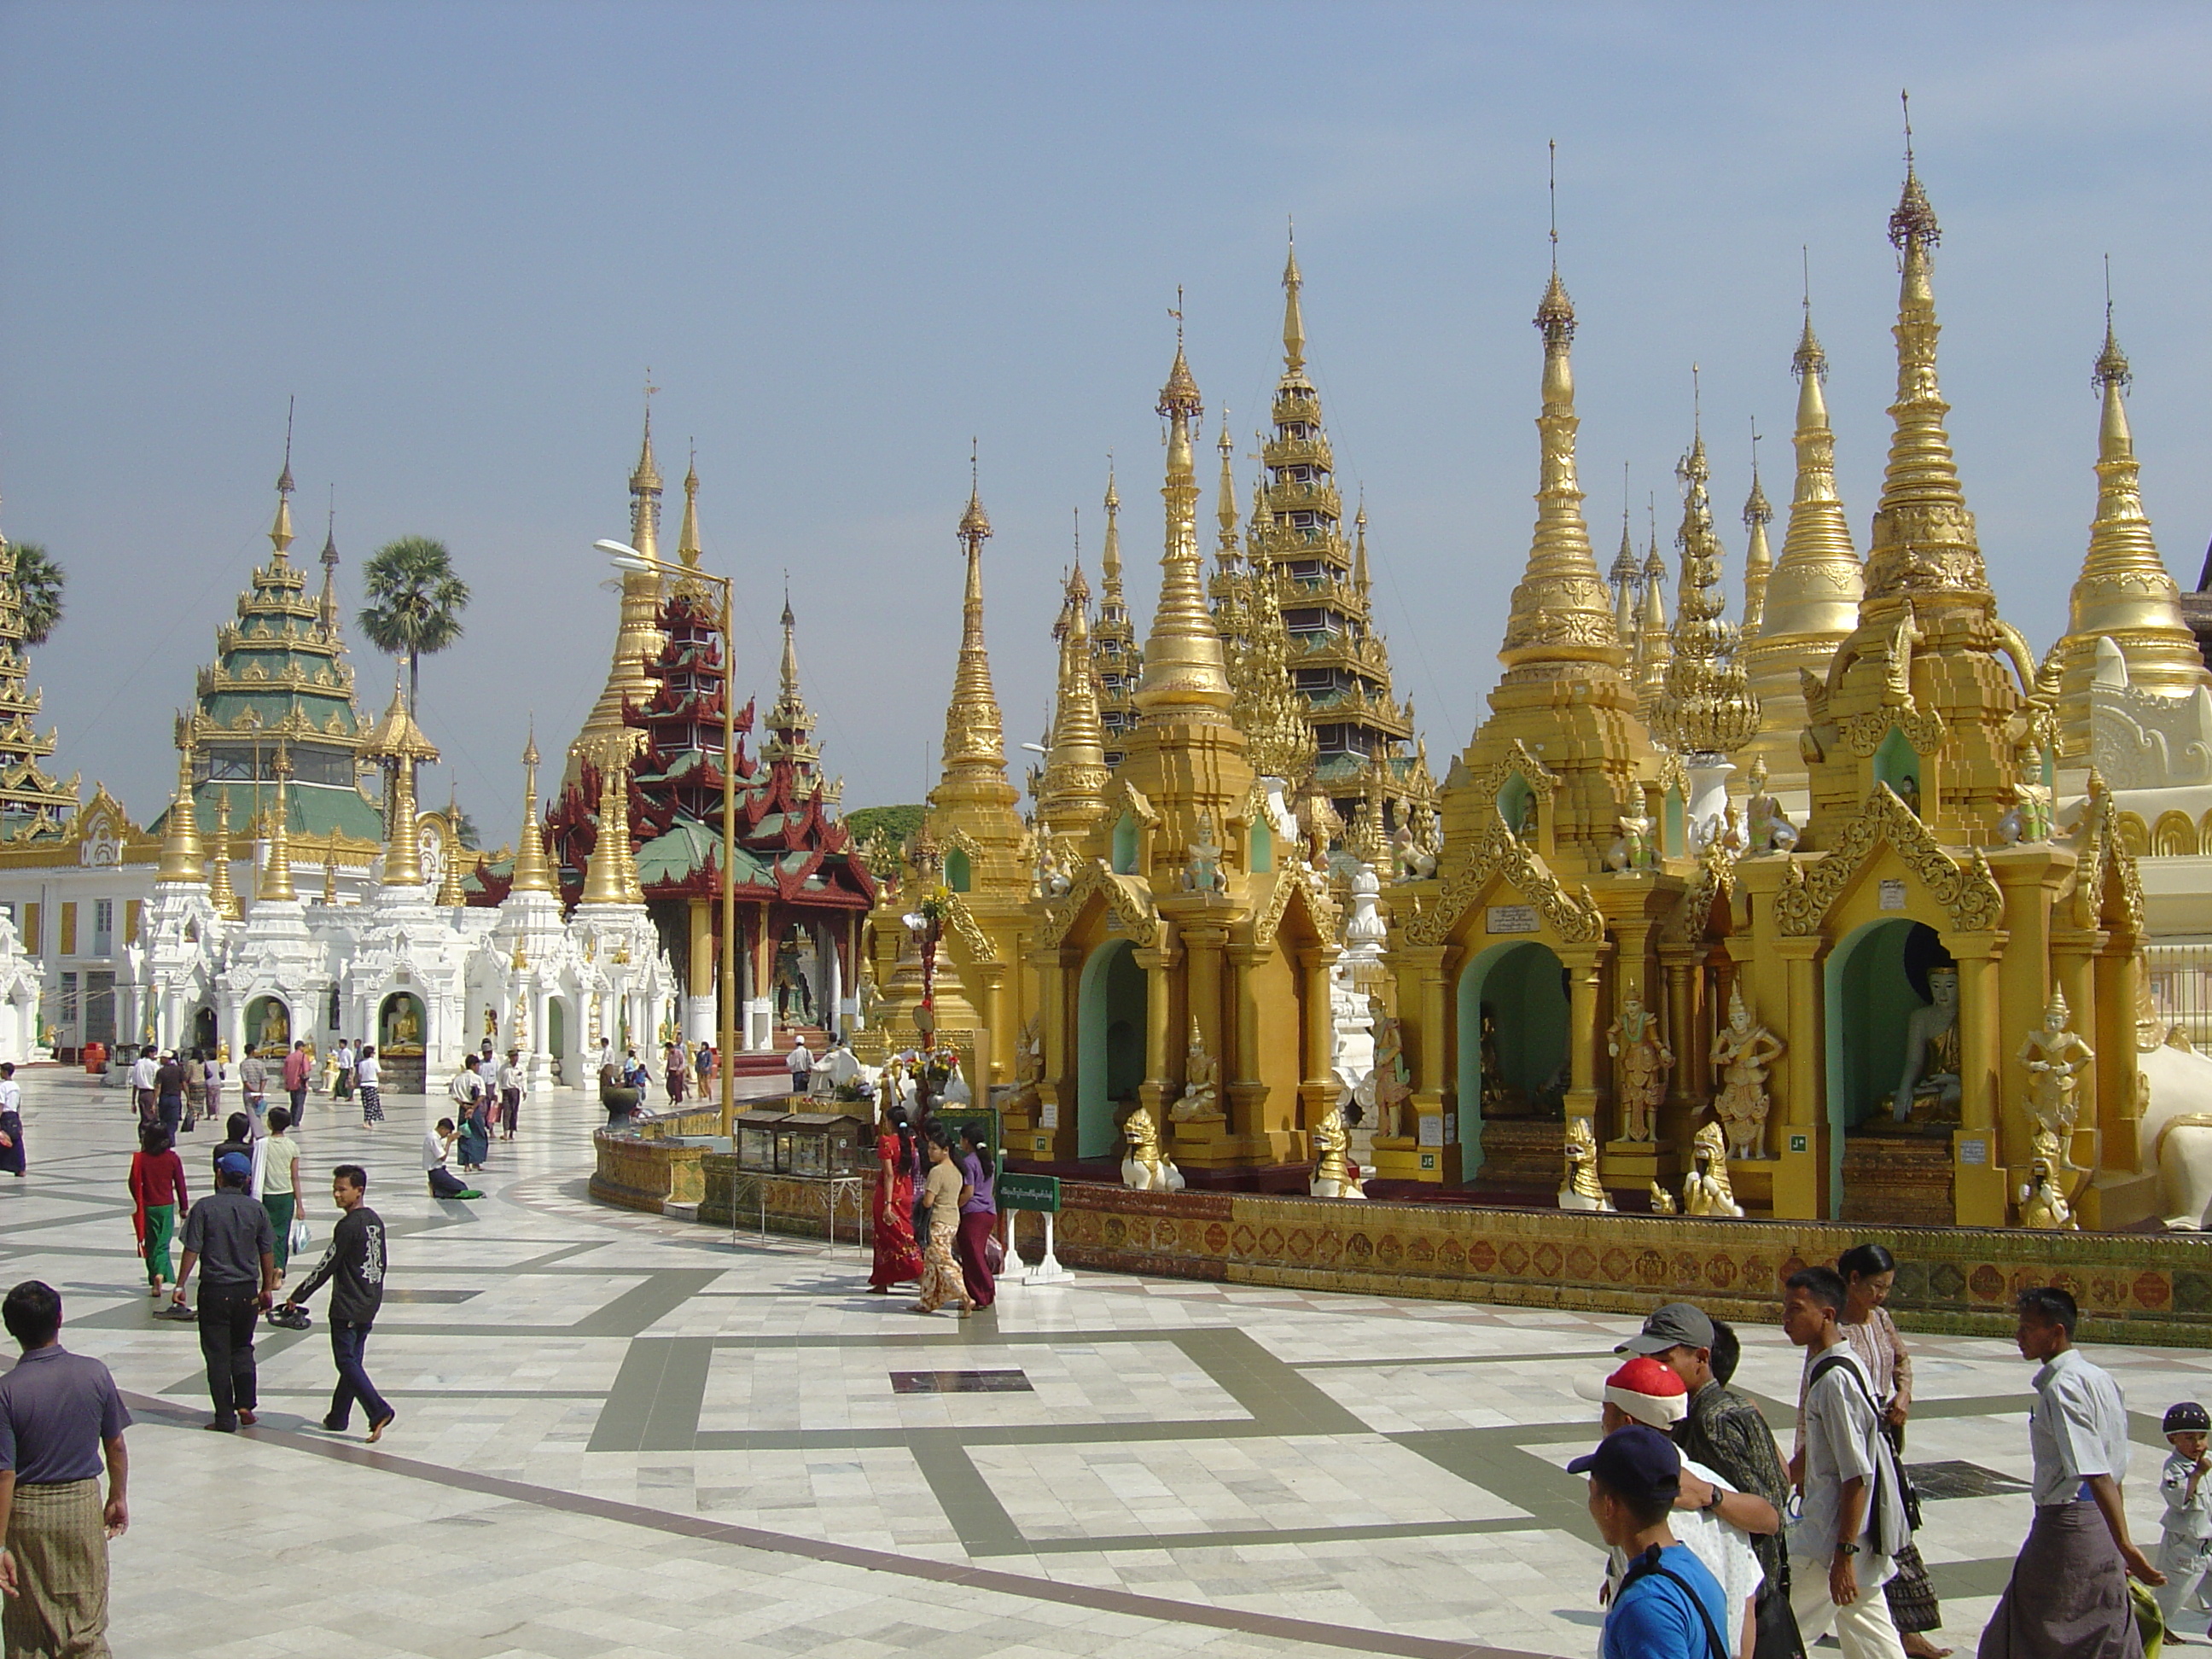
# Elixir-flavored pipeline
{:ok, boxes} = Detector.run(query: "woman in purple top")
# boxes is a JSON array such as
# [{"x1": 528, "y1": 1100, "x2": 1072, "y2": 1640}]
[{"x1": 952, "y1": 1125, "x2": 997, "y2": 1309}]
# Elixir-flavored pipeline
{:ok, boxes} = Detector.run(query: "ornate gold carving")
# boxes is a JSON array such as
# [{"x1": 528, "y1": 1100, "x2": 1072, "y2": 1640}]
[
  {"x1": 1835, "y1": 705, "x2": 1947, "y2": 759},
  {"x1": 1772, "y1": 783, "x2": 2004, "y2": 937},
  {"x1": 1402, "y1": 816, "x2": 1603, "y2": 946},
  {"x1": 1039, "y1": 858, "x2": 1161, "y2": 949}
]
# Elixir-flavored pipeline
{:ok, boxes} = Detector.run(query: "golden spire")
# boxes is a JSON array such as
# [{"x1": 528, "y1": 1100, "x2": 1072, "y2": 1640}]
[
  {"x1": 1636, "y1": 499, "x2": 1672, "y2": 715},
  {"x1": 268, "y1": 401, "x2": 297, "y2": 561},
  {"x1": 1610, "y1": 465, "x2": 1641, "y2": 647},
  {"x1": 579, "y1": 753, "x2": 643, "y2": 905},
  {"x1": 365, "y1": 669, "x2": 436, "y2": 887},
  {"x1": 1238, "y1": 556, "x2": 1318, "y2": 784},
  {"x1": 317, "y1": 501, "x2": 341, "y2": 641},
  {"x1": 435, "y1": 782, "x2": 468, "y2": 907},
  {"x1": 1865, "y1": 106, "x2": 1992, "y2": 608},
  {"x1": 1740, "y1": 422, "x2": 1773, "y2": 638},
  {"x1": 1497, "y1": 214, "x2": 1624, "y2": 678},
  {"x1": 1761, "y1": 294, "x2": 1862, "y2": 639},
  {"x1": 1215, "y1": 416, "x2": 1241, "y2": 563},
  {"x1": 1133, "y1": 306, "x2": 1236, "y2": 719},
  {"x1": 629, "y1": 378, "x2": 664, "y2": 562},
  {"x1": 207, "y1": 796, "x2": 242, "y2": 919},
  {"x1": 940, "y1": 454, "x2": 1010, "y2": 777},
  {"x1": 259, "y1": 745, "x2": 297, "y2": 902},
  {"x1": 1037, "y1": 555, "x2": 1109, "y2": 838},
  {"x1": 1353, "y1": 502, "x2": 1371, "y2": 599},
  {"x1": 156, "y1": 734, "x2": 206, "y2": 884},
  {"x1": 1652, "y1": 403, "x2": 1760, "y2": 757},
  {"x1": 321, "y1": 834, "x2": 338, "y2": 905},
  {"x1": 508, "y1": 724, "x2": 558, "y2": 895},
  {"x1": 676, "y1": 444, "x2": 701, "y2": 568},
  {"x1": 2054, "y1": 289, "x2": 2211, "y2": 744},
  {"x1": 1100, "y1": 464, "x2": 1124, "y2": 598},
  {"x1": 1282, "y1": 223, "x2": 1307, "y2": 375}
]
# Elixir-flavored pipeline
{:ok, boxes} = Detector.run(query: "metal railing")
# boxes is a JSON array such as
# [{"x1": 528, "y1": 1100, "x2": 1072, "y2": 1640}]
[{"x1": 2145, "y1": 942, "x2": 2212, "y2": 1049}]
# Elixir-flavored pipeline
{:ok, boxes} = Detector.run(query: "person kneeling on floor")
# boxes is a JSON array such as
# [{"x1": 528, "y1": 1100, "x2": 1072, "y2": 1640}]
[{"x1": 421, "y1": 1119, "x2": 480, "y2": 1200}]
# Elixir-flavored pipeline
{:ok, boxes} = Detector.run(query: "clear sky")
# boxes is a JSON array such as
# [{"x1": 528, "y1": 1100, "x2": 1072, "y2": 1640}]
[{"x1": 3, "y1": 3, "x2": 2208, "y2": 848}]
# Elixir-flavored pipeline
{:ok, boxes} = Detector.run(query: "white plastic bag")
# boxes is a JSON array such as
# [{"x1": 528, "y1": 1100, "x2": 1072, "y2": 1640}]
[{"x1": 288, "y1": 1215, "x2": 311, "y2": 1254}]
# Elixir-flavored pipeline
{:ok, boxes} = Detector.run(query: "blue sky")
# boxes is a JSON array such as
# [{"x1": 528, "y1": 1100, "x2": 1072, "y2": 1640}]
[{"x1": 3, "y1": 3, "x2": 2209, "y2": 844}]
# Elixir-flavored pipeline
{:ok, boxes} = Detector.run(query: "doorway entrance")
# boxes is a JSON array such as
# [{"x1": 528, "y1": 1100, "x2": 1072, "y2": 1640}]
[
  {"x1": 1076, "y1": 940, "x2": 1146, "y2": 1160},
  {"x1": 1455, "y1": 940, "x2": 1569, "y2": 1172}
]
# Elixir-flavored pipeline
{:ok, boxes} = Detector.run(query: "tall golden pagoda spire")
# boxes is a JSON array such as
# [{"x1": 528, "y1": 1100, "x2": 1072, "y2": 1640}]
[
  {"x1": 2053, "y1": 294, "x2": 2212, "y2": 749},
  {"x1": 1208, "y1": 416, "x2": 1254, "y2": 680},
  {"x1": 764, "y1": 585, "x2": 824, "y2": 777},
  {"x1": 940, "y1": 456, "x2": 1012, "y2": 778},
  {"x1": 1133, "y1": 310, "x2": 1235, "y2": 722},
  {"x1": 156, "y1": 733, "x2": 205, "y2": 884},
  {"x1": 1282, "y1": 224, "x2": 1307, "y2": 374},
  {"x1": 1092, "y1": 462, "x2": 1141, "y2": 767},
  {"x1": 1609, "y1": 466, "x2": 1641, "y2": 650},
  {"x1": 676, "y1": 445, "x2": 701, "y2": 568},
  {"x1": 571, "y1": 387, "x2": 670, "y2": 779},
  {"x1": 207, "y1": 796, "x2": 242, "y2": 919},
  {"x1": 1635, "y1": 503, "x2": 1673, "y2": 719},
  {"x1": 1652, "y1": 403, "x2": 1760, "y2": 758},
  {"x1": 1496, "y1": 210, "x2": 1624, "y2": 678},
  {"x1": 259, "y1": 744, "x2": 297, "y2": 902},
  {"x1": 579, "y1": 754, "x2": 643, "y2": 905},
  {"x1": 1353, "y1": 503, "x2": 1371, "y2": 601},
  {"x1": 1740, "y1": 285, "x2": 1863, "y2": 778},
  {"x1": 1215, "y1": 417, "x2": 1242, "y2": 564},
  {"x1": 434, "y1": 780, "x2": 468, "y2": 907},
  {"x1": 317, "y1": 500, "x2": 341, "y2": 642},
  {"x1": 508, "y1": 725, "x2": 557, "y2": 895},
  {"x1": 1864, "y1": 110, "x2": 1991, "y2": 612},
  {"x1": 1740, "y1": 422, "x2": 1773, "y2": 638},
  {"x1": 1037, "y1": 555, "x2": 1109, "y2": 841}
]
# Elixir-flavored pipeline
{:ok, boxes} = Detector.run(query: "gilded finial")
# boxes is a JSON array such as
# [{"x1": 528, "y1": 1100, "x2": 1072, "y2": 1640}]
[
  {"x1": 677, "y1": 442, "x2": 702, "y2": 568},
  {"x1": 1215, "y1": 414, "x2": 1241, "y2": 561},
  {"x1": 1653, "y1": 401, "x2": 1759, "y2": 758},
  {"x1": 509, "y1": 719, "x2": 556, "y2": 895},
  {"x1": 579, "y1": 753, "x2": 643, "y2": 906},
  {"x1": 628, "y1": 376, "x2": 664, "y2": 560},
  {"x1": 1741, "y1": 420, "x2": 1773, "y2": 638},
  {"x1": 1889, "y1": 90, "x2": 1940, "y2": 254},
  {"x1": 269, "y1": 399, "x2": 297, "y2": 558},
  {"x1": 1282, "y1": 221, "x2": 1307, "y2": 374},
  {"x1": 1134, "y1": 318, "x2": 1233, "y2": 719},
  {"x1": 207, "y1": 795, "x2": 242, "y2": 919},
  {"x1": 941, "y1": 471, "x2": 1010, "y2": 773},
  {"x1": 1744, "y1": 421, "x2": 1771, "y2": 528},
  {"x1": 259, "y1": 742, "x2": 297, "y2": 903},
  {"x1": 435, "y1": 777, "x2": 468, "y2": 907},
  {"x1": 2093, "y1": 256, "x2": 2130, "y2": 393},
  {"x1": 959, "y1": 439, "x2": 991, "y2": 539}
]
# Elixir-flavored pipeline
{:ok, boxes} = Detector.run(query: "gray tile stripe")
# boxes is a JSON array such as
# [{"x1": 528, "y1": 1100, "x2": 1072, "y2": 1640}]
[
  {"x1": 998, "y1": 1516, "x2": 1544, "y2": 1557},
  {"x1": 119, "y1": 1390, "x2": 1555, "y2": 1659},
  {"x1": 1289, "y1": 1349, "x2": 1624, "y2": 1371}
]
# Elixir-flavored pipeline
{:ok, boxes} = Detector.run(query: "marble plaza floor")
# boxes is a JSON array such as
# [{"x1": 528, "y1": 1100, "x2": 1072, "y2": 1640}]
[{"x1": 6, "y1": 1066, "x2": 2212, "y2": 1659}]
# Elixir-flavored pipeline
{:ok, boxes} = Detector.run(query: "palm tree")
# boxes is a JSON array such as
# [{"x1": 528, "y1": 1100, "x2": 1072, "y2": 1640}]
[
  {"x1": 358, "y1": 537, "x2": 469, "y2": 712},
  {"x1": 6, "y1": 543, "x2": 66, "y2": 646}
]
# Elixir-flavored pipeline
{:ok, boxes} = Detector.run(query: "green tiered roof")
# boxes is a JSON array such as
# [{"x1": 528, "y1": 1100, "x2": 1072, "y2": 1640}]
[{"x1": 154, "y1": 451, "x2": 384, "y2": 847}]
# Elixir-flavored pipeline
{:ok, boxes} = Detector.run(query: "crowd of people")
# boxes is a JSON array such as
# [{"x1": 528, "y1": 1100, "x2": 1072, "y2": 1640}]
[
  {"x1": 1585, "y1": 1266, "x2": 2183, "y2": 1659},
  {"x1": 866, "y1": 1101, "x2": 998, "y2": 1317}
]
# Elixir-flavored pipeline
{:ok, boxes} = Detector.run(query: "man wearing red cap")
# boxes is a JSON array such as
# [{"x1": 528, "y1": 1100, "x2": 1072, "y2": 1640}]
[{"x1": 1580, "y1": 1355, "x2": 1778, "y2": 1658}]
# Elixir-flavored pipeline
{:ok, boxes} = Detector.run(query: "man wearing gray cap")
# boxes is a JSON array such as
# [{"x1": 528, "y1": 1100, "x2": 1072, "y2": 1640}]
[
  {"x1": 172, "y1": 1152, "x2": 276, "y2": 1433},
  {"x1": 1627, "y1": 1303, "x2": 1799, "y2": 1659}
]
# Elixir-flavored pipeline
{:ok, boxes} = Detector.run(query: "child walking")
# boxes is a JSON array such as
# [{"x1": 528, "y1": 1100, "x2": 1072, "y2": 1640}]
[
  {"x1": 2159, "y1": 1402, "x2": 2212, "y2": 1639},
  {"x1": 127, "y1": 1123, "x2": 190, "y2": 1301}
]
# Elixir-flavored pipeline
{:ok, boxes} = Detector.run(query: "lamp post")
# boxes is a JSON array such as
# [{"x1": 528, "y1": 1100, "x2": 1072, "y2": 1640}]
[{"x1": 596, "y1": 539, "x2": 742, "y2": 1140}]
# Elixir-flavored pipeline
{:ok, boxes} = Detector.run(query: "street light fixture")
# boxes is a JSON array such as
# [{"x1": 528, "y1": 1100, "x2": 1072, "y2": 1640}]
[{"x1": 596, "y1": 538, "x2": 742, "y2": 1141}]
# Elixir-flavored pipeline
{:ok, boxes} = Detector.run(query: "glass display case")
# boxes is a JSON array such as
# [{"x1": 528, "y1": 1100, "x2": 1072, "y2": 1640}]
[{"x1": 735, "y1": 1109, "x2": 870, "y2": 1176}]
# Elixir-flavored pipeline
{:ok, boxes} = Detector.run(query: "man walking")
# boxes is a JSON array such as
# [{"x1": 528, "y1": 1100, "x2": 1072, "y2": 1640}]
[
  {"x1": 1632, "y1": 1305, "x2": 1799, "y2": 1659},
  {"x1": 497, "y1": 1048, "x2": 523, "y2": 1140},
  {"x1": 1574, "y1": 1423, "x2": 1732, "y2": 1659},
  {"x1": 281, "y1": 1040, "x2": 311, "y2": 1129},
  {"x1": 1784, "y1": 1266, "x2": 1908, "y2": 1659},
  {"x1": 171, "y1": 1152, "x2": 276, "y2": 1431},
  {"x1": 126, "y1": 1045, "x2": 159, "y2": 1131},
  {"x1": 237, "y1": 1049, "x2": 269, "y2": 1126},
  {"x1": 786, "y1": 1035, "x2": 813, "y2": 1095},
  {"x1": 153, "y1": 1050, "x2": 187, "y2": 1140},
  {"x1": 0, "y1": 1281, "x2": 130, "y2": 1659},
  {"x1": 1981, "y1": 1286, "x2": 2162, "y2": 1659},
  {"x1": 279, "y1": 1164, "x2": 392, "y2": 1443}
]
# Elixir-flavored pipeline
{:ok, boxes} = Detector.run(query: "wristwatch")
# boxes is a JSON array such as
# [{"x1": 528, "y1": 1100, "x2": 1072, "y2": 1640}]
[
  {"x1": 1836, "y1": 1542, "x2": 1860, "y2": 1556},
  {"x1": 1703, "y1": 1487, "x2": 1723, "y2": 1511}
]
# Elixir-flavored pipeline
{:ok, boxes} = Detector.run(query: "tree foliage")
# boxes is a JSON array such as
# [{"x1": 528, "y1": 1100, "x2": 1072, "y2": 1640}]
[
  {"x1": 7, "y1": 542, "x2": 66, "y2": 647},
  {"x1": 358, "y1": 536, "x2": 469, "y2": 710},
  {"x1": 843, "y1": 804, "x2": 927, "y2": 845}
]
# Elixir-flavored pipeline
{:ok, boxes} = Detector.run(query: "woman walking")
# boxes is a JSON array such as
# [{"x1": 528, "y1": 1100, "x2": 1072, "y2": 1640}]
[
  {"x1": 952, "y1": 1124, "x2": 997, "y2": 1310},
  {"x1": 0, "y1": 1061, "x2": 23, "y2": 1179},
  {"x1": 664, "y1": 1041, "x2": 688, "y2": 1107},
  {"x1": 182, "y1": 1046, "x2": 206, "y2": 1132},
  {"x1": 1794, "y1": 1243, "x2": 1950, "y2": 1659},
  {"x1": 357, "y1": 1045, "x2": 384, "y2": 1127},
  {"x1": 911, "y1": 1131, "x2": 974, "y2": 1318},
  {"x1": 128, "y1": 1123, "x2": 189, "y2": 1300},
  {"x1": 867, "y1": 1107, "x2": 923, "y2": 1293},
  {"x1": 254, "y1": 1107, "x2": 304, "y2": 1272}
]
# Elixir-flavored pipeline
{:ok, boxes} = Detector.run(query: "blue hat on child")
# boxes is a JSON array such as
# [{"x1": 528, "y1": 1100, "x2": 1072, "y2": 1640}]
[
  {"x1": 217, "y1": 1151, "x2": 253, "y2": 1178},
  {"x1": 1568, "y1": 1423, "x2": 1683, "y2": 1502}
]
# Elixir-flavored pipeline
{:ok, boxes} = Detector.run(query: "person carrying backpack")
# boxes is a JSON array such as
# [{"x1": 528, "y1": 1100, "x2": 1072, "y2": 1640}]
[{"x1": 1575, "y1": 1423, "x2": 1732, "y2": 1659}]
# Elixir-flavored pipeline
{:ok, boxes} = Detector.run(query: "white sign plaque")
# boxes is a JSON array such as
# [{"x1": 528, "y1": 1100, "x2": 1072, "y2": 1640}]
[
  {"x1": 1417, "y1": 1115, "x2": 1443, "y2": 1146},
  {"x1": 1486, "y1": 904, "x2": 1540, "y2": 935},
  {"x1": 1879, "y1": 879, "x2": 1907, "y2": 911}
]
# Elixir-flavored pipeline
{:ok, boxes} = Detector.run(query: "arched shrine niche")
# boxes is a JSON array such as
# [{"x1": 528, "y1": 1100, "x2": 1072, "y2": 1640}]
[
  {"x1": 1076, "y1": 939, "x2": 1145, "y2": 1161},
  {"x1": 1455, "y1": 939, "x2": 1569, "y2": 1169}
]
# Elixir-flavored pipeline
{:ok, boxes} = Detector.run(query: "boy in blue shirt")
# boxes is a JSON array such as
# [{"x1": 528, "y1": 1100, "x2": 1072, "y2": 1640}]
[{"x1": 1575, "y1": 1423, "x2": 1732, "y2": 1659}]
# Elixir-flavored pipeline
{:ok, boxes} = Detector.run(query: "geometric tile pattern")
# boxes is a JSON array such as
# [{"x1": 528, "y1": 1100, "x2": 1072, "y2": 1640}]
[{"x1": 5, "y1": 1068, "x2": 2206, "y2": 1658}]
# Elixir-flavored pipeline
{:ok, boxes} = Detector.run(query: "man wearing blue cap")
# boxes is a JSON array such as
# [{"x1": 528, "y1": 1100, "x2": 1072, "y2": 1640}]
[
  {"x1": 172, "y1": 1152, "x2": 276, "y2": 1432},
  {"x1": 1575, "y1": 1423, "x2": 1732, "y2": 1659}
]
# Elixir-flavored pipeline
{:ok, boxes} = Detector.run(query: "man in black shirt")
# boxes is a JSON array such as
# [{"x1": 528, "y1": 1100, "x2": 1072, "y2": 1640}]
[
  {"x1": 153, "y1": 1051, "x2": 187, "y2": 1139},
  {"x1": 281, "y1": 1164, "x2": 393, "y2": 1442},
  {"x1": 210, "y1": 1112, "x2": 253, "y2": 1175},
  {"x1": 173, "y1": 1153, "x2": 276, "y2": 1432}
]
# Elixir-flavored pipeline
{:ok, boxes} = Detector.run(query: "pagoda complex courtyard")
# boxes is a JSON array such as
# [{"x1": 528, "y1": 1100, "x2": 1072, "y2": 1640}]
[{"x1": 11, "y1": 24, "x2": 2212, "y2": 1652}]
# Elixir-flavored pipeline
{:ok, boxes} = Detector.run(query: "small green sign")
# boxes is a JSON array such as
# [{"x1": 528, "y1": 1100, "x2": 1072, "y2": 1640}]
[{"x1": 998, "y1": 1172, "x2": 1061, "y2": 1213}]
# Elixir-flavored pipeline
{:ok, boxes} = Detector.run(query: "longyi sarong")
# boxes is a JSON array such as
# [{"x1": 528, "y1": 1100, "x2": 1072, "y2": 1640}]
[
  {"x1": 1978, "y1": 1500, "x2": 2143, "y2": 1659},
  {"x1": 1, "y1": 1476, "x2": 113, "y2": 1659},
  {"x1": 914, "y1": 1215, "x2": 969, "y2": 1313}
]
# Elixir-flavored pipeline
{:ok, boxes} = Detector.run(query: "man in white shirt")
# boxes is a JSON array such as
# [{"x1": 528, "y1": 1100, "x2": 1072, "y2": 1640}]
[
  {"x1": 1979, "y1": 1285, "x2": 2162, "y2": 1659},
  {"x1": 128, "y1": 1047, "x2": 160, "y2": 1128},
  {"x1": 785, "y1": 1039, "x2": 812, "y2": 1093},
  {"x1": 496, "y1": 1048, "x2": 524, "y2": 1140},
  {"x1": 421, "y1": 1120, "x2": 474, "y2": 1200},
  {"x1": 1784, "y1": 1266, "x2": 1907, "y2": 1659},
  {"x1": 1578, "y1": 1353, "x2": 1777, "y2": 1657}
]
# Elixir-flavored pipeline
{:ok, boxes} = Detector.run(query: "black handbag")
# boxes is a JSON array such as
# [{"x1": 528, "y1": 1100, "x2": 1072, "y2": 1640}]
[
  {"x1": 1753, "y1": 1574, "x2": 1806, "y2": 1659},
  {"x1": 1881, "y1": 1417, "x2": 1925, "y2": 1534}
]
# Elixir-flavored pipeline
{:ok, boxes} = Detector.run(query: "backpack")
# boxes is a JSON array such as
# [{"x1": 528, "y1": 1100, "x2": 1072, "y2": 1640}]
[{"x1": 1807, "y1": 1352, "x2": 1906, "y2": 1557}]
